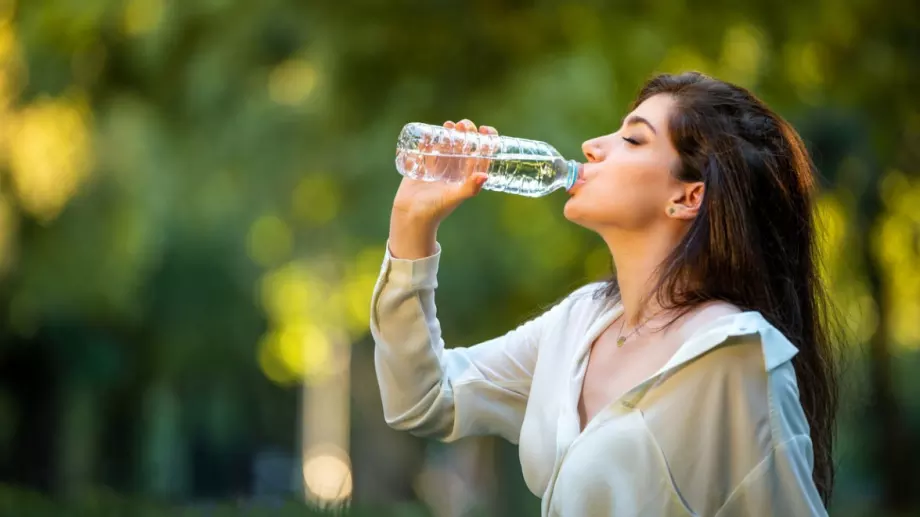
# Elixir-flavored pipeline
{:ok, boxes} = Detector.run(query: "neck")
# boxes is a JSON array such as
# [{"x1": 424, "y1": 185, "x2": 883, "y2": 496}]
[{"x1": 601, "y1": 225, "x2": 685, "y2": 327}]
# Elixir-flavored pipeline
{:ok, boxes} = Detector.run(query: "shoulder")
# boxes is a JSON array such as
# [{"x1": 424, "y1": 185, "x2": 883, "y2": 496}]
[
  {"x1": 540, "y1": 281, "x2": 608, "y2": 316},
  {"x1": 663, "y1": 310, "x2": 803, "y2": 407},
  {"x1": 676, "y1": 309, "x2": 801, "y2": 373},
  {"x1": 677, "y1": 301, "x2": 744, "y2": 335},
  {"x1": 567, "y1": 281, "x2": 607, "y2": 305},
  {"x1": 561, "y1": 281, "x2": 610, "y2": 319},
  {"x1": 676, "y1": 310, "x2": 810, "y2": 441},
  {"x1": 519, "y1": 282, "x2": 609, "y2": 340}
]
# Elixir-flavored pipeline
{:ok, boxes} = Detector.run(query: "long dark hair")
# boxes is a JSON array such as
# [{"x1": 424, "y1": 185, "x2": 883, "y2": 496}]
[{"x1": 602, "y1": 72, "x2": 840, "y2": 504}]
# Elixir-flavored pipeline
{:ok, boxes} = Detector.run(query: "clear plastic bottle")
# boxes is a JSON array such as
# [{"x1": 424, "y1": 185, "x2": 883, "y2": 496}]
[{"x1": 395, "y1": 122, "x2": 580, "y2": 197}]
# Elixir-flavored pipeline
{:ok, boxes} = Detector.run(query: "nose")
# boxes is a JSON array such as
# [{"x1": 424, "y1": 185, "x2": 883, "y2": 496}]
[{"x1": 581, "y1": 138, "x2": 602, "y2": 163}]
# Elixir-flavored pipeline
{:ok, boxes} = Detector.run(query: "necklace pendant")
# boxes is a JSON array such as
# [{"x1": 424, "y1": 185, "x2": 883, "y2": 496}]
[{"x1": 617, "y1": 337, "x2": 626, "y2": 347}]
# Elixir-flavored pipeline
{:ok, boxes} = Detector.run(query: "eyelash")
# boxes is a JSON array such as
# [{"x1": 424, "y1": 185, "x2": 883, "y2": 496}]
[{"x1": 622, "y1": 136, "x2": 640, "y2": 145}]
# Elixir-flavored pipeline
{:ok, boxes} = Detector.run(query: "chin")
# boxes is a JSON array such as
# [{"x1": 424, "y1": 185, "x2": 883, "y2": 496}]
[
  {"x1": 563, "y1": 198, "x2": 588, "y2": 226},
  {"x1": 564, "y1": 198, "x2": 612, "y2": 232}
]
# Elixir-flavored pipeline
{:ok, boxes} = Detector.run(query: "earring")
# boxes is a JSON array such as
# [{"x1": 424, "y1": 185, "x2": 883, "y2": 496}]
[{"x1": 668, "y1": 206, "x2": 676, "y2": 215}]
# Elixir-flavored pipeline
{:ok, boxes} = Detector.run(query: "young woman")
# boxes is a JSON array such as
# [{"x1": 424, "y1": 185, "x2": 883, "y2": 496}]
[{"x1": 370, "y1": 72, "x2": 837, "y2": 516}]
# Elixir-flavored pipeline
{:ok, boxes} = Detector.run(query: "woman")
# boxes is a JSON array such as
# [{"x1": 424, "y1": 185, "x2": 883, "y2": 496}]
[{"x1": 370, "y1": 72, "x2": 838, "y2": 516}]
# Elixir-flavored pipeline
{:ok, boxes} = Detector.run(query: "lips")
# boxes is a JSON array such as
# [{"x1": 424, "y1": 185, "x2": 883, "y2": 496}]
[
  {"x1": 568, "y1": 178, "x2": 586, "y2": 195},
  {"x1": 566, "y1": 163, "x2": 588, "y2": 195}
]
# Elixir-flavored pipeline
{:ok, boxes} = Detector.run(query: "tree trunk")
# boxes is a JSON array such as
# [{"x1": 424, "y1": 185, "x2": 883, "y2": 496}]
[{"x1": 862, "y1": 223, "x2": 912, "y2": 512}]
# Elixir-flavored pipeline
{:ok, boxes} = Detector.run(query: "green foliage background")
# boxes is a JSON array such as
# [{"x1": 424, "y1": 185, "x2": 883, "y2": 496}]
[{"x1": 0, "y1": 0, "x2": 917, "y2": 515}]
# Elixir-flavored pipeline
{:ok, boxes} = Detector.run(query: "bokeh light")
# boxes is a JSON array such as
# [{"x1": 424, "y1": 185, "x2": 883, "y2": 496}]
[
  {"x1": 8, "y1": 95, "x2": 93, "y2": 223},
  {"x1": 719, "y1": 24, "x2": 764, "y2": 86},
  {"x1": 0, "y1": 1, "x2": 916, "y2": 513},
  {"x1": 292, "y1": 173, "x2": 340, "y2": 225},
  {"x1": 122, "y1": 0, "x2": 164, "y2": 37},
  {"x1": 247, "y1": 215, "x2": 293, "y2": 267},
  {"x1": 269, "y1": 59, "x2": 318, "y2": 107},
  {"x1": 873, "y1": 171, "x2": 920, "y2": 349},
  {"x1": 302, "y1": 445, "x2": 353, "y2": 502}
]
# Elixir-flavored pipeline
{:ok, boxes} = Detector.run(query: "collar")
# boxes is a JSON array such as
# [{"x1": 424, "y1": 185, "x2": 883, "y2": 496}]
[
  {"x1": 655, "y1": 310, "x2": 799, "y2": 375},
  {"x1": 597, "y1": 305, "x2": 799, "y2": 377}
]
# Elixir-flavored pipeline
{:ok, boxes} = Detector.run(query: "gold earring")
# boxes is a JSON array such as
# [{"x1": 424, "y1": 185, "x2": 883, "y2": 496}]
[{"x1": 668, "y1": 206, "x2": 676, "y2": 215}]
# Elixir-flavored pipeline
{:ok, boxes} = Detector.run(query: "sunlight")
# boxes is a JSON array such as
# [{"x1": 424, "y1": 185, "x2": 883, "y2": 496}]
[
  {"x1": 123, "y1": 0, "x2": 164, "y2": 36},
  {"x1": 269, "y1": 59, "x2": 318, "y2": 106},
  {"x1": 8, "y1": 95, "x2": 93, "y2": 223}
]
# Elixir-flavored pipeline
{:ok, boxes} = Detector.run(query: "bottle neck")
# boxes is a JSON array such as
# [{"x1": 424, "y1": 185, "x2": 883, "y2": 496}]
[{"x1": 563, "y1": 160, "x2": 579, "y2": 190}]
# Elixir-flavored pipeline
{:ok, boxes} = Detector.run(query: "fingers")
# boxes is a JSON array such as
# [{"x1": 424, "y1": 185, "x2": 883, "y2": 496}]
[
  {"x1": 474, "y1": 124, "x2": 498, "y2": 177},
  {"x1": 452, "y1": 120, "x2": 471, "y2": 155},
  {"x1": 450, "y1": 119, "x2": 475, "y2": 181},
  {"x1": 445, "y1": 119, "x2": 496, "y2": 133},
  {"x1": 456, "y1": 119, "x2": 477, "y2": 132},
  {"x1": 444, "y1": 119, "x2": 496, "y2": 135},
  {"x1": 444, "y1": 119, "x2": 497, "y2": 184},
  {"x1": 477, "y1": 123, "x2": 498, "y2": 161}
]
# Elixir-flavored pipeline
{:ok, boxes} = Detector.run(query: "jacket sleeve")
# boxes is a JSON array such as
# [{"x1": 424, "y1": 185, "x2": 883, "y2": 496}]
[{"x1": 369, "y1": 242, "x2": 575, "y2": 443}]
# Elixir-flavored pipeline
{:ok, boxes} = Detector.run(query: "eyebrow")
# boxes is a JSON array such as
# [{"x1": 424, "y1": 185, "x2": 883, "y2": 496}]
[{"x1": 624, "y1": 115, "x2": 657, "y2": 135}]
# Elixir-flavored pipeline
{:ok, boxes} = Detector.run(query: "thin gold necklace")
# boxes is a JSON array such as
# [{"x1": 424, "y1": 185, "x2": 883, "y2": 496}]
[{"x1": 615, "y1": 311, "x2": 659, "y2": 348}]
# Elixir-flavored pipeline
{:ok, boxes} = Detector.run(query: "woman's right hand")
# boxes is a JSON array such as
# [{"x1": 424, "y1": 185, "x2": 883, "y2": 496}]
[
  {"x1": 388, "y1": 119, "x2": 498, "y2": 259},
  {"x1": 393, "y1": 119, "x2": 498, "y2": 224}
]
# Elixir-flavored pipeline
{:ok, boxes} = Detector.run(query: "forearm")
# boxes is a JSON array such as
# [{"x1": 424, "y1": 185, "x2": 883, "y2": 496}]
[{"x1": 388, "y1": 209, "x2": 438, "y2": 259}]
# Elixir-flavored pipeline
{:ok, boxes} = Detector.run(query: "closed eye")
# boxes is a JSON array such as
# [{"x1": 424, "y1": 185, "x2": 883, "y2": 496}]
[{"x1": 622, "y1": 136, "x2": 641, "y2": 145}]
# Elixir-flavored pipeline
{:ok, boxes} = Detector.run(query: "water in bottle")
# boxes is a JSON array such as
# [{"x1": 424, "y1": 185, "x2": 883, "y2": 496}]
[{"x1": 394, "y1": 122, "x2": 581, "y2": 197}]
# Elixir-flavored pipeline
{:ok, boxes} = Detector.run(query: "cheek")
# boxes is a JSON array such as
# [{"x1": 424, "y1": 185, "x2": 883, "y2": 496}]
[
  {"x1": 613, "y1": 150, "x2": 672, "y2": 189},
  {"x1": 598, "y1": 156, "x2": 670, "y2": 206},
  {"x1": 564, "y1": 154, "x2": 673, "y2": 226}
]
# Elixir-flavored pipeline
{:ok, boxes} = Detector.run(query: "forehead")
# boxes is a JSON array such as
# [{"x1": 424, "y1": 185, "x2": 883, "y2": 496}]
[{"x1": 628, "y1": 93, "x2": 676, "y2": 132}]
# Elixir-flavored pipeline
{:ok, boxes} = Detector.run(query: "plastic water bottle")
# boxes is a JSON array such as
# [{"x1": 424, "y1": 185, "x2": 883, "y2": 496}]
[{"x1": 394, "y1": 122, "x2": 580, "y2": 197}]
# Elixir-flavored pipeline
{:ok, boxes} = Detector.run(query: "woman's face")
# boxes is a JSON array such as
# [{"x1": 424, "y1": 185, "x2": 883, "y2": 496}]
[{"x1": 564, "y1": 93, "x2": 685, "y2": 232}]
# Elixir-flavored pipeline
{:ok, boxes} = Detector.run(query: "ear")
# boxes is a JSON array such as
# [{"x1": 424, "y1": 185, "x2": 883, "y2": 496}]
[{"x1": 667, "y1": 181, "x2": 704, "y2": 220}]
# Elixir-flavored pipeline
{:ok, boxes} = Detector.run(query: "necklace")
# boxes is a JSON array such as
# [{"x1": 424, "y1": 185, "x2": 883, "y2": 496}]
[{"x1": 615, "y1": 311, "x2": 658, "y2": 348}]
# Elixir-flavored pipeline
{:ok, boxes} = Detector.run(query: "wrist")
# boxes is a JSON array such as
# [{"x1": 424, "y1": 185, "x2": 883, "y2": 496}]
[{"x1": 389, "y1": 212, "x2": 439, "y2": 259}]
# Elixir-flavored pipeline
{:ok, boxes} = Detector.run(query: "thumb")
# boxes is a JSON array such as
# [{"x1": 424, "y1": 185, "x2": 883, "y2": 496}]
[{"x1": 461, "y1": 173, "x2": 489, "y2": 198}]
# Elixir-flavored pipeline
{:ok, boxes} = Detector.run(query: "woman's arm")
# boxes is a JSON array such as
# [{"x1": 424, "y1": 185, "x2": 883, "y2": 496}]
[
  {"x1": 633, "y1": 332, "x2": 828, "y2": 516},
  {"x1": 370, "y1": 241, "x2": 571, "y2": 443},
  {"x1": 715, "y1": 359, "x2": 828, "y2": 516},
  {"x1": 373, "y1": 118, "x2": 575, "y2": 442},
  {"x1": 715, "y1": 434, "x2": 827, "y2": 516}
]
